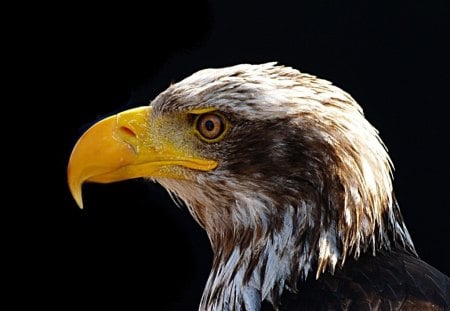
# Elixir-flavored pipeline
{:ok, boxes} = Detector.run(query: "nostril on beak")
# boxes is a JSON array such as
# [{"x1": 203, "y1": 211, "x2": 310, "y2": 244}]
[{"x1": 119, "y1": 126, "x2": 137, "y2": 138}]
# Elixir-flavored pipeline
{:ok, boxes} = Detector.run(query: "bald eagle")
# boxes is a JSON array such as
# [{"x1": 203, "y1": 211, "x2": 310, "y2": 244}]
[{"x1": 68, "y1": 63, "x2": 449, "y2": 310}]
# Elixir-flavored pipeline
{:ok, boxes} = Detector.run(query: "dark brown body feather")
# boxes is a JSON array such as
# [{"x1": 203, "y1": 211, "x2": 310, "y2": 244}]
[{"x1": 261, "y1": 250, "x2": 450, "y2": 310}]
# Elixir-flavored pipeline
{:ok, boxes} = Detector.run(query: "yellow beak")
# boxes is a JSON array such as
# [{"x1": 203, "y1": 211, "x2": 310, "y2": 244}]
[{"x1": 67, "y1": 106, "x2": 217, "y2": 209}]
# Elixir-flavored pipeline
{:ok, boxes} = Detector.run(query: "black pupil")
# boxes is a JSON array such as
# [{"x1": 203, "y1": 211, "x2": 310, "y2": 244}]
[{"x1": 205, "y1": 120, "x2": 215, "y2": 131}]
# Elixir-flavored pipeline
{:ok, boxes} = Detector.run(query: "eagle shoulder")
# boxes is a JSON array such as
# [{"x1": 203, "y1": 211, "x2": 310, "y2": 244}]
[{"x1": 267, "y1": 250, "x2": 450, "y2": 311}]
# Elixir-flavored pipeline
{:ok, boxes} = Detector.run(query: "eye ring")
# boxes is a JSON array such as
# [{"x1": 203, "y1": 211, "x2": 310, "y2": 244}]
[{"x1": 195, "y1": 113, "x2": 226, "y2": 141}]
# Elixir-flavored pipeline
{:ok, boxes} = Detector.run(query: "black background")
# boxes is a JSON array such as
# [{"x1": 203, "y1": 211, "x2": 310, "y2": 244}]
[{"x1": 26, "y1": 1, "x2": 450, "y2": 310}]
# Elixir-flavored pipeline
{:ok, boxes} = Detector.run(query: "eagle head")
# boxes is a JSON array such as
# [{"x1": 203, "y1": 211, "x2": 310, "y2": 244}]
[{"x1": 68, "y1": 63, "x2": 415, "y2": 309}]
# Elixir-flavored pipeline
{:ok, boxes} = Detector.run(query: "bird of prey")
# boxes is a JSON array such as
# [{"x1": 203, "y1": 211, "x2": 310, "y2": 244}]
[{"x1": 68, "y1": 63, "x2": 449, "y2": 310}]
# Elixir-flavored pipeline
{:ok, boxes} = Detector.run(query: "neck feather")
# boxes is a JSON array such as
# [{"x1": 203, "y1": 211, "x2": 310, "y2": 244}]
[{"x1": 197, "y1": 194, "x2": 414, "y2": 311}]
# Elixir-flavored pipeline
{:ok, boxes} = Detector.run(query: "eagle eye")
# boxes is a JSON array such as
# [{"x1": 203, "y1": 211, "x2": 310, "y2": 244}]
[{"x1": 195, "y1": 113, "x2": 226, "y2": 141}]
